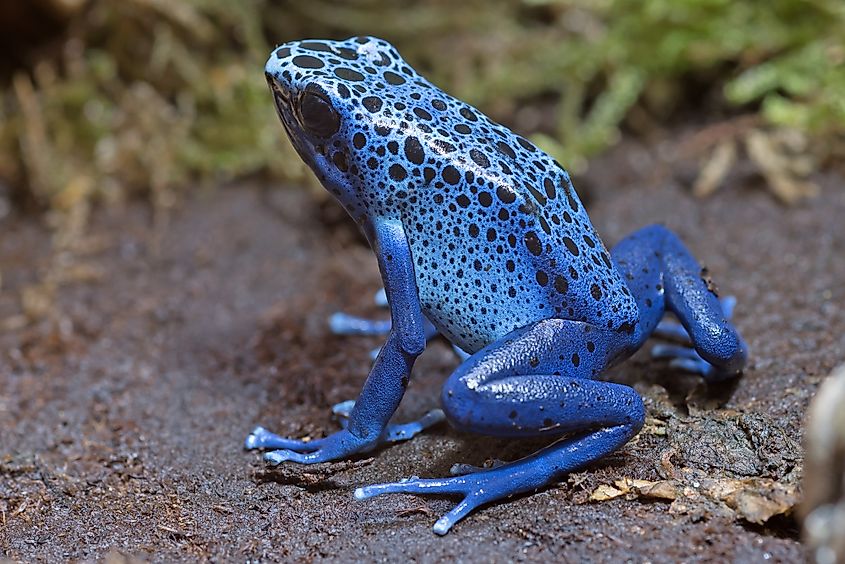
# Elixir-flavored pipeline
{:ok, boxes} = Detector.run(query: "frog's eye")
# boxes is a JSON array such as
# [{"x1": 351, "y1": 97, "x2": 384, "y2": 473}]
[{"x1": 298, "y1": 91, "x2": 340, "y2": 138}]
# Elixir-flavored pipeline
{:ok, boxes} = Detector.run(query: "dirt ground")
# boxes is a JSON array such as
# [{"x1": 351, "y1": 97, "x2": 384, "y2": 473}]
[{"x1": 1, "y1": 137, "x2": 842, "y2": 562}]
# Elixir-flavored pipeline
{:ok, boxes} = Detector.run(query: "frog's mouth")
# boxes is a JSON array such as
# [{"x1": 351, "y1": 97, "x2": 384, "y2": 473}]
[
  {"x1": 267, "y1": 75, "x2": 314, "y2": 167},
  {"x1": 266, "y1": 74, "x2": 358, "y2": 212}
]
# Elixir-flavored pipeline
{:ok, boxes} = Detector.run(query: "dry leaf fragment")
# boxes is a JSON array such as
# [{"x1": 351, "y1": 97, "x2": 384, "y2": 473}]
[
  {"x1": 590, "y1": 468, "x2": 799, "y2": 524},
  {"x1": 590, "y1": 484, "x2": 626, "y2": 501},
  {"x1": 745, "y1": 129, "x2": 820, "y2": 205},
  {"x1": 693, "y1": 139, "x2": 737, "y2": 198}
]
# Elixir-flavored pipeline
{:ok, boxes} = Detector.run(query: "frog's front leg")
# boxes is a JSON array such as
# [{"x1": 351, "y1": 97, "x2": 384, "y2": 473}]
[
  {"x1": 245, "y1": 220, "x2": 429, "y2": 464},
  {"x1": 356, "y1": 318, "x2": 645, "y2": 534}
]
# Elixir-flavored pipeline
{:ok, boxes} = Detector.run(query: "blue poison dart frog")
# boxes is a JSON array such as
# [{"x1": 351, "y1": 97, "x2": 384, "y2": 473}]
[{"x1": 246, "y1": 36, "x2": 748, "y2": 535}]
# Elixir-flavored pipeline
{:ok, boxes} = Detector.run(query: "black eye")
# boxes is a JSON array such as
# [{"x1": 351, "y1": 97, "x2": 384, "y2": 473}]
[{"x1": 298, "y1": 91, "x2": 340, "y2": 138}]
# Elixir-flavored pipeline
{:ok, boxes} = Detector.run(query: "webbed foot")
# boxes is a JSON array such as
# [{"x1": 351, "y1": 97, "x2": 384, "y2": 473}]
[
  {"x1": 651, "y1": 295, "x2": 743, "y2": 380},
  {"x1": 246, "y1": 400, "x2": 445, "y2": 464},
  {"x1": 355, "y1": 466, "x2": 518, "y2": 535},
  {"x1": 329, "y1": 289, "x2": 467, "y2": 361}
]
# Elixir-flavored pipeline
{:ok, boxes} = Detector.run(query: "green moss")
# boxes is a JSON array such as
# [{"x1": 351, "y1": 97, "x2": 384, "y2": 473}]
[{"x1": 1, "y1": 0, "x2": 841, "y2": 212}]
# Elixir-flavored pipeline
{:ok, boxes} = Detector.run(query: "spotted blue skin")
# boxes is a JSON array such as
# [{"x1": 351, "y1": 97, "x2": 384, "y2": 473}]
[{"x1": 247, "y1": 36, "x2": 748, "y2": 535}]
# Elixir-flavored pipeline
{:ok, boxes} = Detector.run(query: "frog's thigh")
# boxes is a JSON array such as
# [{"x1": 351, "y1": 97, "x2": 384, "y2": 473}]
[{"x1": 441, "y1": 318, "x2": 642, "y2": 438}]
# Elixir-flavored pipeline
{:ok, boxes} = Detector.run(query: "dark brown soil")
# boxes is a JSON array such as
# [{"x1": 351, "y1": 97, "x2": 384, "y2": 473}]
[{"x1": 1, "y1": 138, "x2": 842, "y2": 562}]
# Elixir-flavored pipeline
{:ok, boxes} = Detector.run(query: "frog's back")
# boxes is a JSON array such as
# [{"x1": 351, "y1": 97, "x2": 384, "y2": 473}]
[
  {"x1": 271, "y1": 37, "x2": 638, "y2": 353},
  {"x1": 360, "y1": 75, "x2": 638, "y2": 351},
  {"x1": 395, "y1": 101, "x2": 638, "y2": 352}
]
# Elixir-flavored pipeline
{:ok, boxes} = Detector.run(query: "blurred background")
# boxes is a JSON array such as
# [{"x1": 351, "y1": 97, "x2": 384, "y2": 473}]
[{"x1": 1, "y1": 0, "x2": 842, "y2": 232}]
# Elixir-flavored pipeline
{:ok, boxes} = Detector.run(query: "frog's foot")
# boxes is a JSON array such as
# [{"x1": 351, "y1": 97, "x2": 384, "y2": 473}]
[
  {"x1": 329, "y1": 312, "x2": 392, "y2": 336},
  {"x1": 332, "y1": 400, "x2": 446, "y2": 444},
  {"x1": 356, "y1": 422, "x2": 639, "y2": 535},
  {"x1": 651, "y1": 296, "x2": 742, "y2": 380},
  {"x1": 651, "y1": 344, "x2": 724, "y2": 378},
  {"x1": 245, "y1": 401, "x2": 445, "y2": 464},
  {"x1": 355, "y1": 467, "x2": 519, "y2": 535},
  {"x1": 331, "y1": 311, "x2": 464, "y2": 362},
  {"x1": 653, "y1": 296, "x2": 736, "y2": 344},
  {"x1": 327, "y1": 289, "x2": 394, "y2": 337}
]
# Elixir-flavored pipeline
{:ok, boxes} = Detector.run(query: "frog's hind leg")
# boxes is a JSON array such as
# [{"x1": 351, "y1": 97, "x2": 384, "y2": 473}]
[
  {"x1": 355, "y1": 318, "x2": 645, "y2": 534},
  {"x1": 610, "y1": 224, "x2": 747, "y2": 380}
]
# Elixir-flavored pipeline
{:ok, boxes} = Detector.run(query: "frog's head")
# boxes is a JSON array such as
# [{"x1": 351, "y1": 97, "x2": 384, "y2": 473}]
[{"x1": 265, "y1": 36, "x2": 415, "y2": 217}]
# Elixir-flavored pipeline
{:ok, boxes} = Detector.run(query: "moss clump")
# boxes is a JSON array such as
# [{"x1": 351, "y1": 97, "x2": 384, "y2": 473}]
[{"x1": 0, "y1": 0, "x2": 842, "y2": 216}]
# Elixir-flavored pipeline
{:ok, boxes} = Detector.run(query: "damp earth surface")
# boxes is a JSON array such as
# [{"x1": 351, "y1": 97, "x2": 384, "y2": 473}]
[{"x1": 1, "y1": 138, "x2": 842, "y2": 561}]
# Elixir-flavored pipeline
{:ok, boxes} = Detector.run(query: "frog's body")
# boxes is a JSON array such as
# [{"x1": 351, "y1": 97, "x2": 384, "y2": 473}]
[{"x1": 248, "y1": 36, "x2": 748, "y2": 534}]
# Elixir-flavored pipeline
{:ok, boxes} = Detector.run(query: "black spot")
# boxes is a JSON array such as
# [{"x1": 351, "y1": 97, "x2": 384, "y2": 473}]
[
  {"x1": 332, "y1": 152, "x2": 348, "y2": 171},
  {"x1": 527, "y1": 184, "x2": 547, "y2": 207},
  {"x1": 590, "y1": 284, "x2": 602, "y2": 300},
  {"x1": 336, "y1": 83, "x2": 351, "y2": 99},
  {"x1": 432, "y1": 140, "x2": 456, "y2": 154},
  {"x1": 618, "y1": 321, "x2": 636, "y2": 335},
  {"x1": 404, "y1": 137, "x2": 425, "y2": 165},
  {"x1": 275, "y1": 47, "x2": 291, "y2": 59},
  {"x1": 431, "y1": 99, "x2": 447, "y2": 111},
  {"x1": 383, "y1": 71, "x2": 406, "y2": 85},
  {"x1": 387, "y1": 141, "x2": 399, "y2": 155},
  {"x1": 389, "y1": 163, "x2": 407, "y2": 181},
  {"x1": 292, "y1": 55, "x2": 324, "y2": 69},
  {"x1": 496, "y1": 141, "x2": 516, "y2": 159},
  {"x1": 362, "y1": 96, "x2": 383, "y2": 112},
  {"x1": 566, "y1": 184, "x2": 580, "y2": 212},
  {"x1": 524, "y1": 231, "x2": 542, "y2": 256},
  {"x1": 563, "y1": 237, "x2": 580, "y2": 256},
  {"x1": 337, "y1": 47, "x2": 358, "y2": 60},
  {"x1": 442, "y1": 165, "x2": 461, "y2": 185},
  {"x1": 508, "y1": 287, "x2": 517, "y2": 298},
  {"x1": 478, "y1": 192, "x2": 493, "y2": 207},
  {"x1": 459, "y1": 107, "x2": 478, "y2": 121},
  {"x1": 543, "y1": 177, "x2": 556, "y2": 199},
  {"x1": 583, "y1": 235, "x2": 596, "y2": 248},
  {"x1": 571, "y1": 353, "x2": 580, "y2": 367},
  {"x1": 554, "y1": 275, "x2": 568, "y2": 294},
  {"x1": 469, "y1": 224, "x2": 480, "y2": 237},
  {"x1": 516, "y1": 136, "x2": 537, "y2": 152},
  {"x1": 353, "y1": 132, "x2": 366, "y2": 150},
  {"x1": 470, "y1": 149, "x2": 490, "y2": 169},
  {"x1": 536, "y1": 271, "x2": 549, "y2": 286},
  {"x1": 587, "y1": 341, "x2": 595, "y2": 352},
  {"x1": 456, "y1": 195, "x2": 471, "y2": 208},
  {"x1": 509, "y1": 410, "x2": 518, "y2": 419},
  {"x1": 496, "y1": 186, "x2": 516, "y2": 204},
  {"x1": 454, "y1": 124, "x2": 471, "y2": 134},
  {"x1": 303, "y1": 41, "x2": 334, "y2": 53},
  {"x1": 413, "y1": 107, "x2": 432, "y2": 120},
  {"x1": 334, "y1": 67, "x2": 364, "y2": 81},
  {"x1": 486, "y1": 228, "x2": 497, "y2": 242}
]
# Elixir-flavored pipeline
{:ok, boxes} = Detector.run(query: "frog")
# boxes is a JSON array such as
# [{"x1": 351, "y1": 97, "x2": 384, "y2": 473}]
[{"x1": 247, "y1": 36, "x2": 748, "y2": 535}]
